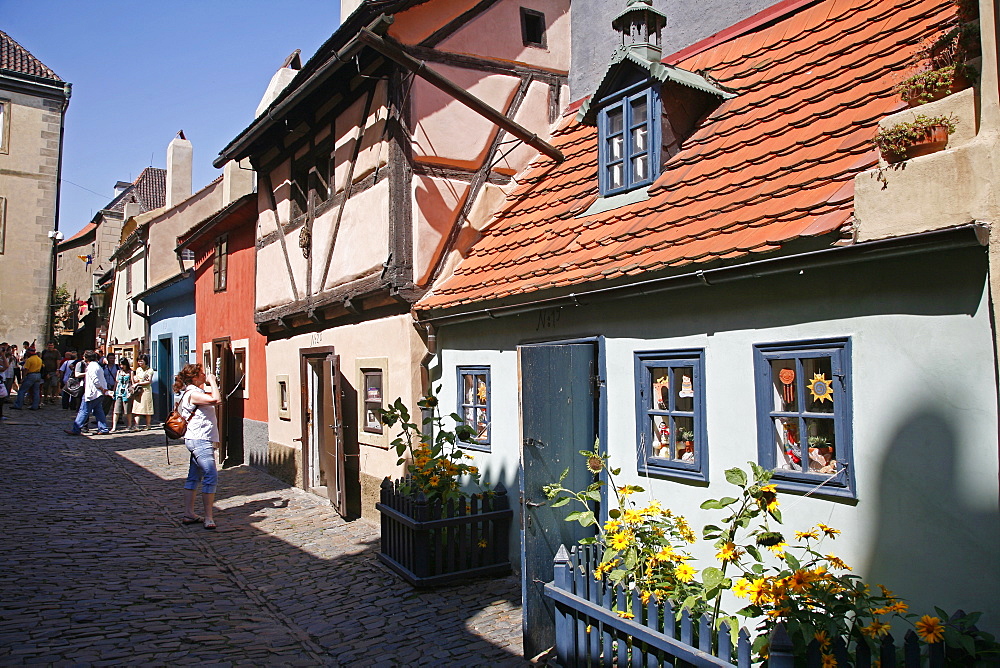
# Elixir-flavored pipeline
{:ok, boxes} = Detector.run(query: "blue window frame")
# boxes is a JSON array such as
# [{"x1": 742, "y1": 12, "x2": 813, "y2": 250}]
[
  {"x1": 598, "y1": 83, "x2": 659, "y2": 196},
  {"x1": 634, "y1": 350, "x2": 706, "y2": 481},
  {"x1": 457, "y1": 366, "x2": 490, "y2": 451},
  {"x1": 753, "y1": 339, "x2": 855, "y2": 499}
]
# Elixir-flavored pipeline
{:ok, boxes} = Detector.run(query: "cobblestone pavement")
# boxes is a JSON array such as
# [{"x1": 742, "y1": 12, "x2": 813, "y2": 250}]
[{"x1": 0, "y1": 410, "x2": 525, "y2": 666}]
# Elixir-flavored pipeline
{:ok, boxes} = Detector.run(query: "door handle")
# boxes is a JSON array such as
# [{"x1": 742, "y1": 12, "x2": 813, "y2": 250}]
[
  {"x1": 293, "y1": 437, "x2": 303, "y2": 442},
  {"x1": 525, "y1": 499, "x2": 546, "y2": 508}
]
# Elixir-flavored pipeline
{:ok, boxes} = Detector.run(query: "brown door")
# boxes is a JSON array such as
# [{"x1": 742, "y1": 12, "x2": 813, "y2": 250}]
[
  {"x1": 211, "y1": 338, "x2": 232, "y2": 464},
  {"x1": 321, "y1": 353, "x2": 347, "y2": 517}
]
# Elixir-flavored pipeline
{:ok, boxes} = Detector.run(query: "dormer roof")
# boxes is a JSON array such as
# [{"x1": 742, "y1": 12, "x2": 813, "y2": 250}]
[{"x1": 417, "y1": 0, "x2": 949, "y2": 314}]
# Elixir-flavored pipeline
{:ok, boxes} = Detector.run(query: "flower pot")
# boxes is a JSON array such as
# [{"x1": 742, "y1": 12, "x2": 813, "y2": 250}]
[
  {"x1": 903, "y1": 124, "x2": 950, "y2": 159},
  {"x1": 903, "y1": 68, "x2": 970, "y2": 107}
]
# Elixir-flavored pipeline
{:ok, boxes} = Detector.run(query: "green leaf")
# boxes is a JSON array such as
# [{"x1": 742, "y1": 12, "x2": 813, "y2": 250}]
[
  {"x1": 751, "y1": 563, "x2": 764, "y2": 574},
  {"x1": 702, "y1": 566, "x2": 725, "y2": 590},
  {"x1": 769, "y1": 507, "x2": 782, "y2": 523},
  {"x1": 718, "y1": 497, "x2": 738, "y2": 507},
  {"x1": 611, "y1": 467, "x2": 622, "y2": 476},
  {"x1": 584, "y1": 489, "x2": 602, "y2": 502},
  {"x1": 745, "y1": 545, "x2": 762, "y2": 561},
  {"x1": 784, "y1": 553, "x2": 800, "y2": 570},
  {"x1": 725, "y1": 468, "x2": 748, "y2": 487},
  {"x1": 577, "y1": 510, "x2": 596, "y2": 527},
  {"x1": 700, "y1": 499, "x2": 723, "y2": 510},
  {"x1": 549, "y1": 496, "x2": 571, "y2": 508}
]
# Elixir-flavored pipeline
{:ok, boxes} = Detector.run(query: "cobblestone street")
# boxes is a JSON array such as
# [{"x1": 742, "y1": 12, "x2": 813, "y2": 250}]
[{"x1": 0, "y1": 412, "x2": 524, "y2": 666}]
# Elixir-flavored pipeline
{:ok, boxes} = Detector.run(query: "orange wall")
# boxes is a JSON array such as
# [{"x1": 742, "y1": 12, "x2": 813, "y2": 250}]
[{"x1": 193, "y1": 218, "x2": 267, "y2": 423}]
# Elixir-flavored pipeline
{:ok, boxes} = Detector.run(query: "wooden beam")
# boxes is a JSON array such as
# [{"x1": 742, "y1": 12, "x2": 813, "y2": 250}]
[{"x1": 357, "y1": 30, "x2": 564, "y2": 164}]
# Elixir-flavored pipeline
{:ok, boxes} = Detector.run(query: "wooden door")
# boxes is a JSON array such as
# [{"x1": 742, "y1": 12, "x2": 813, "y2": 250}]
[
  {"x1": 211, "y1": 338, "x2": 232, "y2": 463},
  {"x1": 519, "y1": 342, "x2": 600, "y2": 658},
  {"x1": 321, "y1": 353, "x2": 348, "y2": 517}
]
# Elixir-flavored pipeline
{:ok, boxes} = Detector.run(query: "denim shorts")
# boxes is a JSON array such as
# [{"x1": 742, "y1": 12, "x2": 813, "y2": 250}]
[{"x1": 184, "y1": 439, "x2": 218, "y2": 494}]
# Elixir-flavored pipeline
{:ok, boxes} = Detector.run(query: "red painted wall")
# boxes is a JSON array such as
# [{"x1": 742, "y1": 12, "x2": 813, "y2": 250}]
[{"x1": 190, "y1": 200, "x2": 267, "y2": 423}]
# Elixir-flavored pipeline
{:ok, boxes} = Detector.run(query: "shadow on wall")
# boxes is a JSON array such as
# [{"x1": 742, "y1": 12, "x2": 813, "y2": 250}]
[{"x1": 865, "y1": 407, "x2": 1000, "y2": 633}]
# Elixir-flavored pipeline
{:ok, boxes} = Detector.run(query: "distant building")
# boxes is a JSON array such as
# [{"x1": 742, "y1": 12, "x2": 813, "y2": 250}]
[{"x1": 0, "y1": 30, "x2": 71, "y2": 345}]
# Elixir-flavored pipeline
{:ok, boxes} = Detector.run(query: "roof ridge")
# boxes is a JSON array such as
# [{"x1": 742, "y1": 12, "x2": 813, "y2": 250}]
[{"x1": 0, "y1": 29, "x2": 62, "y2": 81}]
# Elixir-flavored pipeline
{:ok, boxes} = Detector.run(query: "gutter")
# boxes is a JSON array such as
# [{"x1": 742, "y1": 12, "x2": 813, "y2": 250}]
[{"x1": 415, "y1": 224, "x2": 989, "y2": 326}]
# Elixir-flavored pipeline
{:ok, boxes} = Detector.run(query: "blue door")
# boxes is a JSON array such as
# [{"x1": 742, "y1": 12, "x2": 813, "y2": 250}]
[
  {"x1": 157, "y1": 337, "x2": 173, "y2": 421},
  {"x1": 519, "y1": 342, "x2": 600, "y2": 657}
]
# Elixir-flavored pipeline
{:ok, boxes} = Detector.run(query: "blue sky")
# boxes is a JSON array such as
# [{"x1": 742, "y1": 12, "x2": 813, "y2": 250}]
[{"x1": 2, "y1": 0, "x2": 343, "y2": 238}]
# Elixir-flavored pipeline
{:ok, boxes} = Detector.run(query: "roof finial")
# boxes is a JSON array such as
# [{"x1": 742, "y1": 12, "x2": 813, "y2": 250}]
[
  {"x1": 612, "y1": 0, "x2": 667, "y2": 61},
  {"x1": 176, "y1": 129, "x2": 186, "y2": 140}
]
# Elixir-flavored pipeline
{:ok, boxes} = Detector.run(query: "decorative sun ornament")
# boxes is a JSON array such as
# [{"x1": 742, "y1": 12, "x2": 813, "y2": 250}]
[{"x1": 807, "y1": 373, "x2": 834, "y2": 403}]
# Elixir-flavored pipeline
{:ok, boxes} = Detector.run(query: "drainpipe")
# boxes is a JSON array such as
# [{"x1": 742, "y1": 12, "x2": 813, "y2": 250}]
[{"x1": 46, "y1": 83, "x2": 71, "y2": 343}]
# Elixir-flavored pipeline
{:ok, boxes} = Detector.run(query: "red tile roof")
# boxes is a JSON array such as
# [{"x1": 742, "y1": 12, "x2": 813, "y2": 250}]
[
  {"x1": 417, "y1": 0, "x2": 953, "y2": 312},
  {"x1": 0, "y1": 30, "x2": 61, "y2": 81}
]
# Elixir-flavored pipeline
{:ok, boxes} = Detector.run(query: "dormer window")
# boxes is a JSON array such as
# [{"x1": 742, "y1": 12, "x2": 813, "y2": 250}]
[{"x1": 599, "y1": 83, "x2": 659, "y2": 196}]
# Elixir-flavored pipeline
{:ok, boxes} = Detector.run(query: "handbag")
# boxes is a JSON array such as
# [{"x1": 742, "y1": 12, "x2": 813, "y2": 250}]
[
  {"x1": 65, "y1": 376, "x2": 83, "y2": 396},
  {"x1": 164, "y1": 391, "x2": 190, "y2": 440}
]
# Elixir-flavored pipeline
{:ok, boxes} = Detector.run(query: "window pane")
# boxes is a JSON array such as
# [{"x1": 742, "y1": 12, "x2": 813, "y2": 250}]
[
  {"x1": 475, "y1": 408, "x2": 489, "y2": 442},
  {"x1": 608, "y1": 163, "x2": 623, "y2": 189},
  {"x1": 463, "y1": 373, "x2": 475, "y2": 404},
  {"x1": 803, "y1": 357, "x2": 834, "y2": 413},
  {"x1": 608, "y1": 108, "x2": 624, "y2": 134},
  {"x1": 769, "y1": 359, "x2": 798, "y2": 412},
  {"x1": 651, "y1": 415, "x2": 671, "y2": 458},
  {"x1": 673, "y1": 415, "x2": 695, "y2": 463},
  {"x1": 633, "y1": 154, "x2": 648, "y2": 181},
  {"x1": 608, "y1": 135, "x2": 623, "y2": 161},
  {"x1": 631, "y1": 124, "x2": 647, "y2": 153},
  {"x1": 651, "y1": 367, "x2": 670, "y2": 410},
  {"x1": 773, "y1": 416, "x2": 803, "y2": 471},
  {"x1": 672, "y1": 367, "x2": 694, "y2": 413},
  {"x1": 804, "y1": 417, "x2": 837, "y2": 475},
  {"x1": 631, "y1": 97, "x2": 647, "y2": 124}
]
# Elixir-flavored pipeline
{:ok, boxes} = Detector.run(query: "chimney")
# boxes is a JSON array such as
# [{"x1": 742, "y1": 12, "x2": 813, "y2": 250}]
[
  {"x1": 166, "y1": 130, "x2": 193, "y2": 209},
  {"x1": 222, "y1": 159, "x2": 254, "y2": 206},
  {"x1": 255, "y1": 51, "x2": 302, "y2": 118},
  {"x1": 114, "y1": 181, "x2": 131, "y2": 197}
]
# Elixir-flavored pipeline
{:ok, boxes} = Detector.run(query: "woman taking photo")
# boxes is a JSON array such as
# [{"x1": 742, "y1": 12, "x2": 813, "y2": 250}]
[
  {"x1": 174, "y1": 364, "x2": 222, "y2": 530},
  {"x1": 131, "y1": 355, "x2": 154, "y2": 430}
]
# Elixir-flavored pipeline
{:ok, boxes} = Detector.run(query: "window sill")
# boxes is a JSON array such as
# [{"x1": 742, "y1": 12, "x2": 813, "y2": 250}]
[
  {"x1": 638, "y1": 460, "x2": 707, "y2": 483},
  {"x1": 581, "y1": 188, "x2": 650, "y2": 218},
  {"x1": 768, "y1": 471, "x2": 856, "y2": 500},
  {"x1": 459, "y1": 441, "x2": 491, "y2": 454}
]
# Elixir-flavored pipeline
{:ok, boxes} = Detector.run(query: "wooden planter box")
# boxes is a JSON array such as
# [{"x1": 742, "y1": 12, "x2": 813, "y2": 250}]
[{"x1": 376, "y1": 478, "x2": 513, "y2": 587}]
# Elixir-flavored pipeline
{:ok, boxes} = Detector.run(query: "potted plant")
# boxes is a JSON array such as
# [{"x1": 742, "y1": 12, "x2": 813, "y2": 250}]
[
  {"x1": 896, "y1": 64, "x2": 974, "y2": 106},
  {"x1": 375, "y1": 393, "x2": 512, "y2": 587},
  {"x1": 874, "y1": 114, "x2": 957, "y2": 163}
]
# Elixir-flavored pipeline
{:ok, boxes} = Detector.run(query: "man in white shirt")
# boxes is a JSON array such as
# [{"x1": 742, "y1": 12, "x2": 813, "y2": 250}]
[{"x1": 64, "y1": 350, "x2": 111, "y2": 436}]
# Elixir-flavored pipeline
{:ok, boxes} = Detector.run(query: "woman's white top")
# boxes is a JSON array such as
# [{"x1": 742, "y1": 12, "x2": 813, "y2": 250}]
[{"x1": 180, "y1": 384, "x2": 219, "y2": 442}]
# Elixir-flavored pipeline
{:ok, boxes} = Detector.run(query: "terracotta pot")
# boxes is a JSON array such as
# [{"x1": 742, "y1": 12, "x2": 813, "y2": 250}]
[
  {"x1": 904, "y1": 69, "x2": 970, "y2": 107},
  {"x1": 903, "y1": 124, "x2": 950, "y2": 159}
]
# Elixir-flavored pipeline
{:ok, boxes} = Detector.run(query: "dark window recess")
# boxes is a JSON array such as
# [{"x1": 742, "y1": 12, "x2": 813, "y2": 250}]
[
  {"x1": 520, "y1": 8, "x2": 546, "y2": 48},
  {"x1": 363, "y1": 369, "x2": 383, "y2": 434},
  {"x1": 290, "y1": 142, "x2": 333, "y2": 219},
  {"x1": 213, "y1": 234, "x2": 228, "y2": 292}
]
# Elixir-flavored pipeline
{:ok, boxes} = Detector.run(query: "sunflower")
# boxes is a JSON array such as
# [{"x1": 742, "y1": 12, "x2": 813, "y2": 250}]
[
  {"x1": 615, "y1": 610, "x2": 635, "y2": 619},
  {"x1": 747, "y1": 578, "x2": 772, "y2": 605},
  {"x1": 716, "y1": 542, "x2": 741, "y2": 563},
  {"x1": 796, "y1": 529, "x2": 820, "y2": 541},
  {"x1": 653, "y1": 546, "x2": 676, "y2": 562},
  {"x1": 915, "y1": 615, "x2": 945, "y2": 643},
  {"x1": 587, "y1": 456, "x2": 604, "y2": 473},
  {"x1": 604, "y1": 519, "x2": 622, "y2": 533},
  {"x1": 821, "y1": 653, "x2": 837, "y2": 668},
  {"x1": 825, "y1": 554, "x2": 850, "y2": 570},
  {"x1": 788, "y1": 569, "x2": 812, "y2": 593},
  {"x1": 732, "y1": 578, "x2": 754, "y2": 599},
  {"x1": 861, "y1": 620, "x2": 891, "y2": 638},
  {"x1": 817, "y1": 523, "x2": 840, "y2": 538},
  {"x1": 813, "y1": 630, "x2": 831, "y2": 651},
  {"x1": 609, "y1": 532, "x2": 631, "y2": 550},
  {"x1": 674, "y1": 563, "x2": 696, "y2": 582}
]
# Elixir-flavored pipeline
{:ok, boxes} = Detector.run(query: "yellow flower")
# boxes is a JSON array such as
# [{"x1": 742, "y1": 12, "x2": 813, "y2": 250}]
[
  {"x1": 609, "y1": 532, "x2": 631, "y2": 550},
  {"x1": 814, "y1": 630, "x2": 831, "y2": 650},
  {"x1": 617, "y1": 485, "x2": 634, "y2": 497},
  {"x1": 644, "y1": 500, "x2": 663, "y2": 514},
  {"x1": 861, "y1": 620, "x2": 891, "y2": 638},
  {"x1": 877, "y1": 584, "x2": 894, "y2": 599},
  {"x1": 616, "y1": 610, "x2": 635, "y2": 619},
  {"x1": 653, "y1": 546, "x2": 676, "y2": 562},
  {"x1": 604, "y1": 519, "x2": 622, "y2": 533},
  {"x1": 622, "y1": 508, "x2": 643, "y2": 523},
  {"x1": 716, "y1": 542, "x2": 741, "y2": 563},
  {"x1": 796, "y1": 529, "x2": 819, "y2": 541},
  {"x1": 821, "y1": 653, "x2": 837, "y2": 668},
  {"x1": 732, "y1": 578, "x2": 754, "y2": 599},
  {"x1": 915, "y1": 615, "x2": 945, "y2": 643},
  {"x1": 788, "y1": 569, "x2": 812, "y2": 593},
  {"x1": 428, "y1": 475, "x2": 440, "y2": 486},
  {"x1": 817, "y1": 523, "x2": 840, "y2": 538},
  {"x1": 747, "y1": 578, "x2": 772, "y2": 605},
  {"x1": 767, "y1": 542, "x2": 788, "y2": 558},
  {"x1": 758, "y1": 488, "x2": 779, "y2": 512},
  {"x1": 674, "y1": 563, "x2": 696, "y2": 582},
  {"x1": 825, "y1": 554, "x2": 850, "y2": 570},
  {"x1": 477, "y1": 539, "x2": 488, "y2": 548},
  {"x1": 467, "y1": 466, "x2": 479, "y2": 475},
  {"x1": 640, "y1": 590, "x2": 651, "y2": 605},
  {"x1": 887, "y1": 601, "x2": 909, "y2": 614}
]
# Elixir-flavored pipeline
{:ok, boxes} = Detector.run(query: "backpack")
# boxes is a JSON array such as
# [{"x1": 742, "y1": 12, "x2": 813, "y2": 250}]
[{"x1": 65, "y1": 362, "x2": 86, "y2": 396}]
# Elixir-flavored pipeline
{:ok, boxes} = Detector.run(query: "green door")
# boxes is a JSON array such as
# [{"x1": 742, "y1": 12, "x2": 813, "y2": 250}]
[{"x1": 519, "y1": 342, "x2": 599, "y2": 658}]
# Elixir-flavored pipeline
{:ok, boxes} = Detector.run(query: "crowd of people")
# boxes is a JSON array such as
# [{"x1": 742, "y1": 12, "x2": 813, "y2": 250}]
[{"x1": 0, "y1": 340, "x2": 154, "y2": 432}]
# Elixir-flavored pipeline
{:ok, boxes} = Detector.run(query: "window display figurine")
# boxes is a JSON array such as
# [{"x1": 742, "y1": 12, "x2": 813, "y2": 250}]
[
  {"x1": 679, "y1": 441, "x2": 695, "y2": 463},
  {"x1": 808, "y1": 444, "x2": 837, "y2": 474}
]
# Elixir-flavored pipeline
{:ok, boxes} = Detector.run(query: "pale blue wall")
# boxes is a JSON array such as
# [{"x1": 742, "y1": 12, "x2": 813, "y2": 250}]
[
  {"x1": 147, "y1": 278, "x2": 196, "y2": 420},
  {"x1": 433, "y1": 246, "x2": 1000, "y2": 631}
]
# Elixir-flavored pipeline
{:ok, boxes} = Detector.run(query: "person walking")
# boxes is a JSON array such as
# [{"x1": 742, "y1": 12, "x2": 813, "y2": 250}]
[
  {"x1": 59, "y1": 352, "x2": 78, "y2": 409},
  {"x1": 131, "y1": 355, "x2": 154, "y2": 430},
  {"x1": 40, "y1": 342, "x2": 62, "y2": 405},
  {"x1": 174, "y1": 364, "x2": 222, "y2": 530},
  {"x1": 12, "y1": 348, "x2": 43, "y2": 411},
  {"x1": 110, "y1": 358, "x2": 133, "y2": 432},
  {"x1": 0, "y1": 343, "x2": 13, "y2": 421},
  {"x1": 64, "y1": 350, "x2": 111, "y2": 436},
  {"x1": 100, "y1": 352, "x2": 118, "y2": 417}
]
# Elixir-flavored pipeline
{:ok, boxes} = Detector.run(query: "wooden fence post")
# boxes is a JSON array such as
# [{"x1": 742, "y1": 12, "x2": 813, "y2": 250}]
[
  {"x1": 553, "y1": 544, "x2": 574, "y2": 667},
  {"x1": 768, "y1": 623, "x2": 795, "y2": 668}
]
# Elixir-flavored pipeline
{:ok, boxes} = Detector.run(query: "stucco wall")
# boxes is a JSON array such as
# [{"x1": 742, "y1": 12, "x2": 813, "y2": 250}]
[
  {"x1": 147, "y1": 180, "x2": 222, "y2": 289},
  {"x1": 569, "y1": 0, "x2": 784, "y2": 100},
  {"x1": 148, "y1": 287, "x2": 196, "y2": 420},
  {"x1": 263, "y1": 314, "x2": 428, "y2": 519},
  {"x1": 433, "y1": 246, "x2": 1000, "y2": 631},
  {"x1": 0, "y1": 89, "x2": 62, "y2": 345}
]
